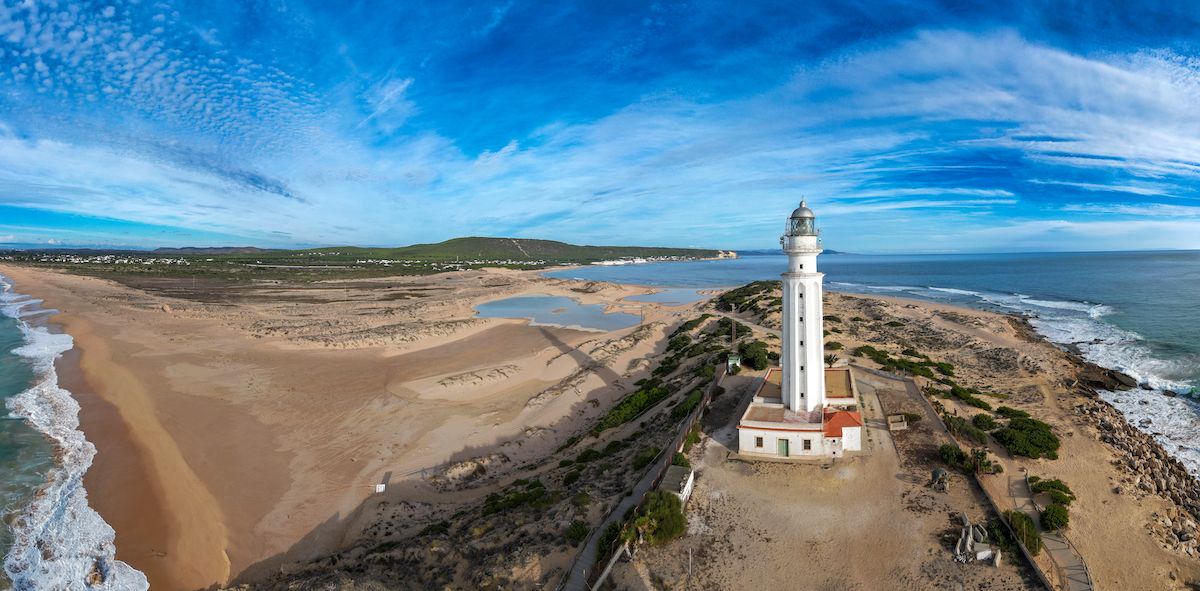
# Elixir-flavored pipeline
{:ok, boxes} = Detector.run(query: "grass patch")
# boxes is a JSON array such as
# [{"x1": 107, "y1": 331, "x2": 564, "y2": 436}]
[
  {"x1": 597, "y1": 383, "x2": 672, "y2": 432},
  {"x1": 671, "y1": 389, "x2": 703, "y2": 420},
  {"x1": 944, "y1": 413, "x2": 989, "y2": 445}
]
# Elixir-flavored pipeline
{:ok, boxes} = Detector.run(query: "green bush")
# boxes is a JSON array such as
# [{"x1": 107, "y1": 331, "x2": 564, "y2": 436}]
[
  {"x1": 738, "y1": 340, "x2": 771, "y2": 371},
  {"x1": 1041, "y1": 504, "x2": 1069, "y2": 531},
  {"x1": 563, "y1": 470, "x2": 581, "y2": 486},
  {"x1": 1031, "y1": 478, "x2": 1076, "y2": 506},
  {"x1": 667, "y1": 334, "x2": 691, "y2": 352},
  {"x1": 671, "y1": 452, "x2": 690, "y2": 468},
  {"x1": 944, "y1": 414, "x2": 989, "y2": 445},
  {"x1": 1003, "y1": 510, "x2": 1043, "y2": 555},
  {"x1": 851, "y1": 316, "x2": 867, "y2": 322},
  {"x1": 597, "y1": 384, "x2": 672, "y2": 431},
  {"x1": 640, "y1": 491, "x2": 687, "y2": 544},
  {"x1": 565, "y1": 520, "x2": 590, "y2": 545},
  {"x1": 482, "y1": 480, "x2": 556, "y2": 515},
  {"x1": 597, "y1": 522, "x2": 622, "y2": 558},
  {"x1": 571, "y1": 492, "x2": 592, "y2": 508},
  {"x1": 671, "y1": 389, "x2": 703, "y2": 420},
  {"x1": 885, "y1": 320, "x2": 905, "y2": 327},
  {"x1": 972, "y1": 413, "x2": 998, "y2": 431},
  {"x1": 823, "y1": 315, "x2": 843, "y2": 323},
  {"x1": 996, "y1": 406, "x2": 1030, "y2": 419},
  {"x1": 993, "y1": 417, "x2": 1060, "y2": 460},
  {"x1": 939, "y1": 443, "x2": 966, "y2": 465},
  {"x1": 948, "y1": 385, "x2": 992, "y2": 411},
  {"x1": 673, "y1": 314, "x2": 713, "y2": 335},
  {"x1": 682, "y1": 424, "x2": 701, "y2": 452},
  {"x1": 826, "y1": 341, "x2": 844, "y2": 351},
  {"x1": 633, "y1": 447, "x2": 660, "y2": 470}
]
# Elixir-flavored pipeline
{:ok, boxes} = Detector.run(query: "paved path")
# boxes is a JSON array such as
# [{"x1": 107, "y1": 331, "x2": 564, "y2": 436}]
[{"x1": 1007, "y1": 475, "x2": 1094, "y2": 591}]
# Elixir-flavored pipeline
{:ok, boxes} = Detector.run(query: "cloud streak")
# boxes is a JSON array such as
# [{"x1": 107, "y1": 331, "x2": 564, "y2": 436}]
[{"x1": 0, "y1": 2, "x2": 1199, "y2": 251}]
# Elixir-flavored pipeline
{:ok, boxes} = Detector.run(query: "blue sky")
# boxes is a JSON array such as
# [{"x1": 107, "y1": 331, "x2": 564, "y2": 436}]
[{"x1": 2, "y1": 1, "x2": 1200, "y2": 252}]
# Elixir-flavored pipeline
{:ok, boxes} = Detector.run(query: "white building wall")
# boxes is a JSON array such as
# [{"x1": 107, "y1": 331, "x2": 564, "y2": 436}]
[
  {"x1": 842, "y1": 426, "x2": 862, "y2": 451},
  {"x1": 738, "y1": 428, "x2": 828, "y2": 457}
]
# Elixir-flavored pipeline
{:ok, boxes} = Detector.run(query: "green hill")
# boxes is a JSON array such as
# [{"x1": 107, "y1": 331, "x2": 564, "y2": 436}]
[{"x1": 299, "y1": 237, "x2": 722, "y2": 262}]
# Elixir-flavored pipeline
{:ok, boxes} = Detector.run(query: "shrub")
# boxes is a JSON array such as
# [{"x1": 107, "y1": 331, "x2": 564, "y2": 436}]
[
  {"x1": 826, "y1": 341, "x2": 844, "y2": 351},
  {"x1": 673, "y1": 314, "x2": 713, "y2": 335},
  {"x1": 597, "y1": 384, "x2": 673, "y2": 431},
  {"x1": 939, "y1": 443, "x2": 966, "y2": 466},
  {"x1": 597, "y1": 522, "x2": 622, "y2": 557},
  {"x1": 1003, "y1": 510, "x2": 1043, "y2": 555},
  {"x1": 682, "y1": 424, "x2": 702, "y2": 452},
  {"x1": 993, "y1": 417, "x2": 1060, "y2": 460},
  {"x1": 948, "y1": 385, "x2": 992, "y2": 411},
  {"x1": 715, "y1": 281, "x2": 779, "y2": 313},
  {"x1": 576, "y1": 448, "x2": 603, "y2": 463},
  {"x1": 667, "y1": 334, "x2": 691, "y2": 352},
  {"x1": 671, "y1": 452, "x2": 690, "y2": 468},
  {"x1": 885, "y1": 320, "x2": 905, "y2": 327},
  {"x1": 901, "y1": 412, "x2": 923, "y2": 423},
  {"x1": 1041, "y1": 504, "x2": 1069, "y2": 531},
  {"x1": 482, "y1": 480, "x2": 555, "y2": 515},
  {"x1": 633, "y1": 447, "x2": 660, "y2": 470},
  {"x1": 562, "y1": 470, "x2": 581, "y2": 486},
  {"x1": 671, "y1": 389, "x2": 703, "y2": 420},
  {"x1": 851, "y1": 316, "x2": 867, "y2": 322},
  {"x1": 571, "y1": 492, "x2": 592, "y2": 508},
  {"x1": 738, "y1": 340, "x2": 771, "y2": 371},
  {"x1": 640, "y1": 491, "x2": 687, "y2": 544},
  {"x1": 824, "y1": 314, "x2": 842, "y2": 323},
  {"x1": 944, "y1": 414, "x2": 989, "y2": 445},
  {"x1": 1031, "y1": 478, "x2": 1076, "y2": 506},
  {"x1": 565, "y1": 520, "x2": 590, "y2": 546},
  {"x1": 972, "y1": 413, "x2": 998, "y2": 431},
  {"x1": 901, "y1": 347, "x2": 927, "y2": 359},
  {"x1": 996, "y1": 406, "x2": 1030, "y2": 419}
]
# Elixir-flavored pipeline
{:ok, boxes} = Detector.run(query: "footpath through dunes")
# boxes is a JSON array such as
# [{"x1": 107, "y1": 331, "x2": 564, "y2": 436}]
[{"x1": 0, "y1": 264, "x2": 683, "y2": 589}]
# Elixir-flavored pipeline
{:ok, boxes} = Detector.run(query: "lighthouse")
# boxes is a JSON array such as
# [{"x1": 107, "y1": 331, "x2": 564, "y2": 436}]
[
  {"x1": 735, "y1": 201, "x2": 863, "y2": 459},
  {"x1": 780, "y1": 201, "x2": 826, "y2": 413}
]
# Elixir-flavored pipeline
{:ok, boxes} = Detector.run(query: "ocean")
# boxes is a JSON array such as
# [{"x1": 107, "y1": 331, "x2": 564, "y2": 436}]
[
  {"x1": 0, "y1": 276, "x2": 146, "y2": 590},
  {"x1": 546, "y1": 250, "x2": 1200, "y2": 475}
]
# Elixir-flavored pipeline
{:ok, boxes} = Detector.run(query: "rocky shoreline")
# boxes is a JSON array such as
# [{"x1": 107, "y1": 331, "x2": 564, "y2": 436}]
[{"x1": 1025, "y1": 317, "x2": 1200, "y2": 558}]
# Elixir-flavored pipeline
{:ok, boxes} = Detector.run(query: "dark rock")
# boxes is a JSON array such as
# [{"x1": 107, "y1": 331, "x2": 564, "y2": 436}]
[
  {"x1": 1164, "y1": 390, "x2": 1178, "y2": 398},
  {"x1": 1078, "y1": 363, "x2": 1137, "y2": 391}
]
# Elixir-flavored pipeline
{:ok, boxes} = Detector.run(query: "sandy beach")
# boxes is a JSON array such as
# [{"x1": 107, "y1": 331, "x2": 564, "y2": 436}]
[
  {"x1": 0, "y1": 264, "x2": 689, "y2": 588},
  {"x1": 3, "y1": 264, "x2": 1199, "y2": 589}
]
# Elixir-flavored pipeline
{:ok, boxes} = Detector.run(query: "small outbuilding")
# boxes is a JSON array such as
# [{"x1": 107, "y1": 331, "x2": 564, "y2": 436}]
[{"x1": 658, "y1": 465, "x2": 695, "y2": 505}]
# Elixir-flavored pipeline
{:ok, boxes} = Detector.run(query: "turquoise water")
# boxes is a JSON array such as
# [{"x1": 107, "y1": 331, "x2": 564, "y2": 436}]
[
  {"x1": 547, "y1": 250, "x2": 1200, "y2": 473},
  {"x1": 0, "y1": 278, "x2": 147, "y2": 590},
  {"x1": 623, "y1": 288, "x2": 707, "y2": 306},
  {"x1": 475, "y1": 295, "x2": 640, "y2": 331},
  {"x1": 0, "y1": 314, "x2": 53, "y2": 584}
]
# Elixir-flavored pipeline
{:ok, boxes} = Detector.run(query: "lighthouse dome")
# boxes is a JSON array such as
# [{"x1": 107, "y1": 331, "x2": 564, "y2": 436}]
[
  {"x1": 790, "y1": 200, "x2": 815, "y2": 219},
  {"x1": 785, "y1": 200, "x2": 818, "y2": 237}
]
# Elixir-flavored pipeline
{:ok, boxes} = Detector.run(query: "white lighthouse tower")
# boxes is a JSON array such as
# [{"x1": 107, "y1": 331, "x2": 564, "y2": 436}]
[
  {"x1": 736, "y1": 201, "x2": 863, "y2": 459},
  {"x1": 780, "y1": 201, "x2": 826, "y2": 413}
]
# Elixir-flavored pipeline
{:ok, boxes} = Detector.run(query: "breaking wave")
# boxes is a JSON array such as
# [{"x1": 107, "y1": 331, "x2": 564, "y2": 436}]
[
  {"x1": 832, "y1": 280, "x2": 1200, "y2": 474},
  {"x1": 0, "y1": 275, "x2": 148, "y2": 590}
]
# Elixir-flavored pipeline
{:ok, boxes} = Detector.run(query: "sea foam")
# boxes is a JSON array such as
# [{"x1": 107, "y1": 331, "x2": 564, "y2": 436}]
[
  {"x1": 0, "y1": 276, "x2": 147, "y2": 591},
  {"x1": 840, "y1": 281, "x2": 1200, "y2": 474}
]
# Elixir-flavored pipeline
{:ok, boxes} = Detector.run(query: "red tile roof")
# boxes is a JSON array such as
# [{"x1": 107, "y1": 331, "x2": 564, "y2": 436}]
[{"x1": 823, "y1": 409, "x2": 863, "y2": 438}]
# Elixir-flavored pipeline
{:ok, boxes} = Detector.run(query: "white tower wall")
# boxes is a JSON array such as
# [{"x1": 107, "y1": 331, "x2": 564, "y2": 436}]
[{"x1": 781, "y1": 215, "x2": 826, "y2": 414}]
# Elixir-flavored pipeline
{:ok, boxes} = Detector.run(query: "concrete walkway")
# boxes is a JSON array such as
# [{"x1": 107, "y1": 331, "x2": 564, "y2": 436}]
[{"x1": 1006, "y1": 475, "x2": 1094, "y2": 591}]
